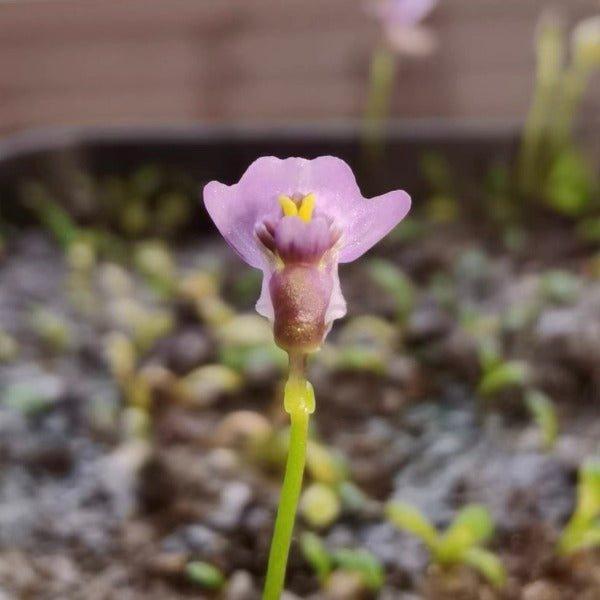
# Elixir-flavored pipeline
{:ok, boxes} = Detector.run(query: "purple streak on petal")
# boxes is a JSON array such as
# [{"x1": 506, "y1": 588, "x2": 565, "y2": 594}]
[{"x1": 338, "y1": 189, "x2": 411, "y2": 263}]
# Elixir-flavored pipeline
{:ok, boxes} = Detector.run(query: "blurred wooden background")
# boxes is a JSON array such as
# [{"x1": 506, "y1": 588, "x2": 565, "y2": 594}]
[{"x1": 0, "y1": 0, "x2": 598, "y2": 136}]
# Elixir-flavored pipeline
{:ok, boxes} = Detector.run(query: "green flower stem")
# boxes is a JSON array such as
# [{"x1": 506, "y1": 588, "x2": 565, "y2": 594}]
[
  {"x1": 517, "y1": 73, "x2": 557, "y2": 195},
  {"x1": 552, "y1": 63, "x2": 589, "y2": 151},
  {"x1": 362, "y1": 45, "x2": 398, "y2": 168},
  {"x1": 262, "y1": 353, "x2": 315, "y2": 600},
  {"x1": 517, "y1": 15, "x2": 563, "y2": 196}
]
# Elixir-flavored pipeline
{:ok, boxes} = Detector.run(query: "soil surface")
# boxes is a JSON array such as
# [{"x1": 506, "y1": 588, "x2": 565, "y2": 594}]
[{"x1": 1, "y1": 212, "x2": 599, "y2": 600}]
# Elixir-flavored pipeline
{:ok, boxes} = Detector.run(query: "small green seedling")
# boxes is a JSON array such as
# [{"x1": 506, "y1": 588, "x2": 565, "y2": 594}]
[
  {"x1": 330, "y1": 548, "x2": 385, "y2": 592},
  {"x1": 300, "y1": 483, "x2": 342, "y2": 529},
  {"x1": 300, "y1": 532, "x2": 333, "y2": 583},
  {"x1": 558, "y1": 459, "x2": 600, "y2": 555},
  {"x1": 477, "y1": 360, "x2": 530, "y2": 398},
  {"x1": 29, "y1": 307, "x2": 74, "y2": 353},
  {"x1": 184, "y1": 560, "x2": 225, "y2": 589},
  {"x1": 369, "y1": 259, "x2": 415, "y2": 326},
  {"x1": 525, "y1": 389, "x2": 558, "y2": 451},
  {"x1": 20, "y1": 182, "x2": 80, "y2": 248},
  {"x1": 475, "y1": 340, "x2": 559, "y2": 451},
  {"x1": 3, "y1": 383, "x2": 54, "y2": 416},
  {"x1": 386, "y1": 502, "x2": 506, "y2": 589},
  {"x1": 540, "y1": 269, "x2": 583, "y2": 305},
  {"x1": 300, "y1": 532, "x2": 385, "y2": 592}
]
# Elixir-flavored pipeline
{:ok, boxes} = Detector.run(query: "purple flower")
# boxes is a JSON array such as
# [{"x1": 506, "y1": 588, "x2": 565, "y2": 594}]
[
  {"x1": 367, "y1": 0, "x2": 437, "y2": 27},
  {"x1": 204, "y1": 156, "x2": 410, "y2": 353},
  {"x1": 366, "y1": 0, "x2": 439, "y2": 56}
]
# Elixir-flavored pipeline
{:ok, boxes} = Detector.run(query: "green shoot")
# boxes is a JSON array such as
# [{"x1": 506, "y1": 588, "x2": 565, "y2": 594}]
[
  {"x1": 369, "y1": 259, "x2": 415, "y2": 325},
  {"x1": 385, "y1": 502, "x2": 438, "y2": 552},
  {"x1": 558, "y1": 459, "x2": 600, "y2": 555},
  {"x1": 184, "y1": 561, "x2": 225, "y2": 589},
  {"x1": 477, "y1": 361, "x2": 529, "y2": 397},
  {"x1": 300, "y1": 532, "x2": 332, "y2": 582},
  {"x1": 435, "y1": 505, "x2": 495, "y2": 564},
  {"x1": 300, "y1": 534, "x2": 384, "y2": 592},
  {"x1": 517, "y1": 9, "x2": 564, "y2": 196},
  {"x1": 386, "y1": 501, "x2": 506, "y2": 588},
  {"x1": 525, "y1": 389, "x2": 558, "y2": 451},
  {"x1": 300, "y1": 483, "x2": 341, "y2": 529},
  {"x1": 20, "y1": 182, "x2": 80, "y2": 248},
  {"x1": 462, "y1": 547, "x2": 507, "y2": 589},
  {"x1": 330, "y1": 549, "x2": 385, "y2": 592},
  {"x1": 544, "y1": 148, "x2": 596, "y2": 217},
  {"x1": 540, "y1": 269, "x2": 583, "y2": 304}
]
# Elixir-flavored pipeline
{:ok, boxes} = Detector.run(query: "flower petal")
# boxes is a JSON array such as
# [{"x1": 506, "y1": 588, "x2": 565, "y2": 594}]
[
  {"x1": 255, "y1": 267, "x2": 275, "y2": 321},
  {"x1": 337, "y1": 189, "x2": 411, "y2": 263},
  {"x1": 203, "y1": 157, "x2": 321, "y2": 268},
  {"x1": 325, "y1": 263, "x2": 347, "y2": 326},
  {"x1": 367, "y1": 0, "x2": 437, "y2": 27},
  {"x1": 274, "y1": 216, "x2": 334, "y2": 264}
]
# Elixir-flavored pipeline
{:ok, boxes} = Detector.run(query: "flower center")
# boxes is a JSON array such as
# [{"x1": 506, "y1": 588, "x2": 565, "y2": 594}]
[{"x1": 278, "y1": 193, "x2": 316, "y2": 223}]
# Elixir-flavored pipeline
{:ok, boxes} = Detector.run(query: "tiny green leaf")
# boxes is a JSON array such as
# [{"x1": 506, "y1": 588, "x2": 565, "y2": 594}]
[
  {"x1": 299, "y1": 532, "x2": 332, "y2": 581},
  {"x1": 337, "y1": 481, "x2": 368, "y2": 512},
  {"x1": 525, "y1": 389, "x2": 558, "y2": 451},
  {"x1": 385, "y1": 501, "x2": 438, "y2": 551},
  {"x1": 558, "y1": 460, "x2": 600, "y2": 554},
  {"x1": 540, "y1": 270, "x2": 582, "y2": 305},
  {"x1": 300, "y1": 483, "x2": 341, "y2": 529},
  {"x1": 477, "y1": 361, "x2": 529, "y2": 397},
  {"x1": 3, "y1": 384, "x2": 52, "y2": 416},
  {"x1": 578, "y1": 521, "x2": 600, "y2": 551},
  {"x1": 436, "y1": 505, "x2": 494, "y2": 564},
  {"x1": 545, "y1": 148, "x2": 596, "y2": 217},
  {"x1": 184, "y1": 561, "x2": 225, "y2": 589},
  {"x1": 330, "y1": 548, "x2": 385, "y2": 591},
  {"x1": 577, "y1": 459, "x2": 600, "y2": 522},
  {"x1": 463, "y1": 547, "x2": 506, "y2": 589},
  {"x1": 369, "y1": 259, "x2": 415, "y2": 324}
]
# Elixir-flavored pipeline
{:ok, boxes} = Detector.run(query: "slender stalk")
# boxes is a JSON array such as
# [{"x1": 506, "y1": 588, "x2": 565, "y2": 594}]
[
  {"x1": 262, "y1": 353, "x2": 314, "y2": 600},
  {"x1": 517, "y1": 12, "x2": 564, "y2": 196},
  {"x1": 362, "y1": 45, "x2": 397, "y2": 169},
  {"x1": 517, "y1": 73, "x2": 557, "y2": 195},
  {"x1": 551, "y1": 63, "x2": 588, "y2": 151}
]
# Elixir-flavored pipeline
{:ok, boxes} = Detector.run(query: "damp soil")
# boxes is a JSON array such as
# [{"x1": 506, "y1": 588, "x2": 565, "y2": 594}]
[{"x1": 0, "y1": 213, "x2": 600, "y2": 600}]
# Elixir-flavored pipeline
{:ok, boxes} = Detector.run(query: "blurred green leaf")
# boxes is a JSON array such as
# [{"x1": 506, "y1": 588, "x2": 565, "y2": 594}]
[
  {"x1": 558, "y1": 459, "x2": 600, "y2": 554},
  {"x1": 385, "y1": 501, "x2": 438, "y2": 551},
  {"x1": 578, "y1": 521, "x2": 600, "y2": 551},
  {"x1": 477, "y1": 361, "x2": 529, "y2": 397},
  {"x1": 300, "y1": 532, "x2": 332, "y2": 581},
  {"x1": 540, "y1": 270, "x2": 582, "y2": 305},
  {"x1": 577, "y1": 459, "x2": 600, "y2": 522},
  {"x1": 545, "y1": 148, "x2": 596, "y2": 217},
  {"x1": 3, "y1": 384, "x2": 52, "y2": 416},
  {"x1": 576, "y1": 216, "x2": 600, "y2": 242},
  {"x1": 525, "y1": 389, "x2": 558, "y2": 451},
  {"x1": 436, "y1": 505, "x2": 494, "y2": 564},
  {"x1": 184, "y1": 561, "x2": 225, "y2": 589},
  {"x1": 337, "y1": 481, "x2": 368, "y2": 512},
  {"x1": 330, "y1": 548, "x2": 385, "y2": 591},
  {"x1": 420, "y1": 152, "x2": 454, "y2": 194},
  {"x1": 369, "y1": 259, "x2": 415, "y2": 324},
  {"x1": 21, "y1": 182, "x2": 79, "y2": 248},
  {"x1": 463, "y1": 547, "x2": 506, "y2": 589}
]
